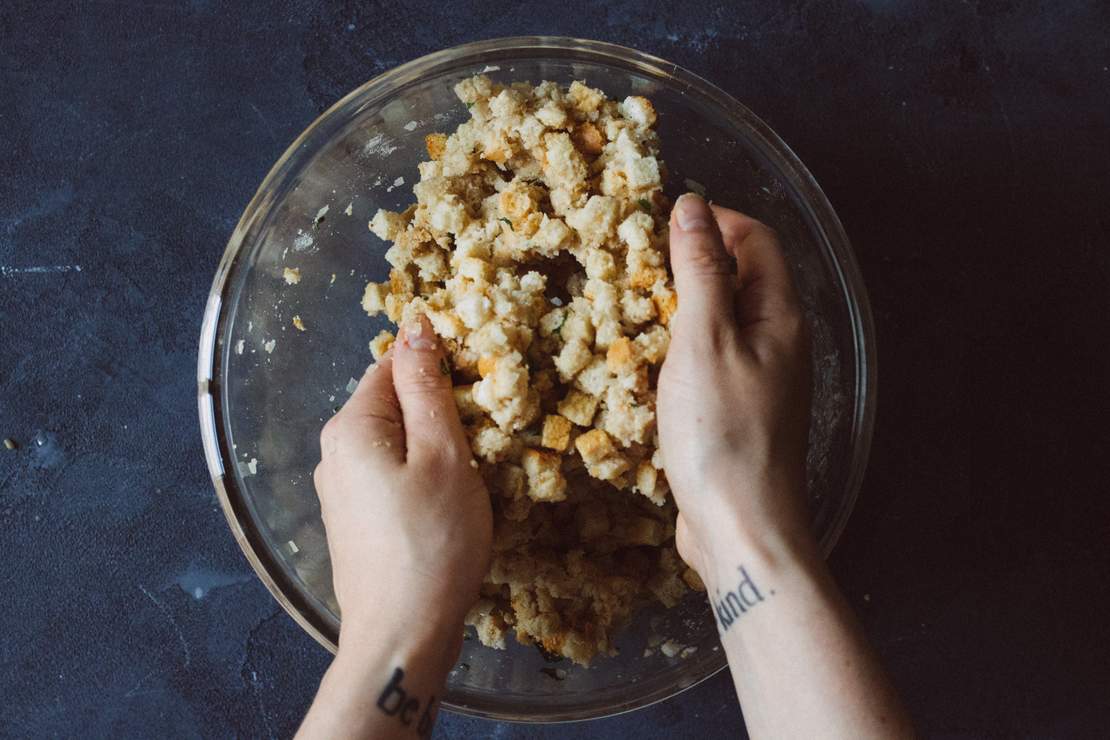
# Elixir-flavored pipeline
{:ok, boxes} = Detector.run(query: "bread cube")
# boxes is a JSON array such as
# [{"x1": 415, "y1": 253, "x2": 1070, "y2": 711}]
[
  {"x1": 557, "y1": 390, "x2": 600, "y2": 427},
  {"x1": 368, "y1": 330, "x2": 395, "y2": 361},
  {"x1": 361, "y1": 282, "x2": 389, "y2": 316},
  {"x1": 541, "y1": 415, "x2": 573, "y2": 452},
  {"x1": 554, "y1": 338, "x2": 592, "y2": 381},
  {"x1": 574, "y1": 428, "x2": 616, "y2": 465},
  {"x1": 452, "y1": 384, "x2": 483, "y2": 421},
  {"x1": 424, "y1": 133, "x2": 447, "y2": 160},
  {"x1": 369, "y1": 208, "x2": 409, "y2": 241},
  {"x1": 521, "y1": 448, "x2": 568, "y2": 502}
]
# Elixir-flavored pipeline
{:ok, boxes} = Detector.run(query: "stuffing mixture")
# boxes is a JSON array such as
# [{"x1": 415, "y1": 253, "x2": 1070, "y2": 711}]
[{"x1": 361, "y1": 75, "x2": 704, "y2": 665}]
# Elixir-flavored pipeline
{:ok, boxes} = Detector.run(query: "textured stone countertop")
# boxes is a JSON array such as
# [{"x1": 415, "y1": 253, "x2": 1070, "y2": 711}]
[{"x1": 2, "y1": 1, "x2": 1108, "y2": 737}]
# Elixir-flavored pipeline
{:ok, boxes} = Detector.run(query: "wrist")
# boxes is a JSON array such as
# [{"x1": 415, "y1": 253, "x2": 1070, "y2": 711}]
[
  {"x1": 693, "y1": 476, "x2": 820, "y2": 592},
  {"x1": 336, "y1": 598, "x2": 465, "y2": 680}
]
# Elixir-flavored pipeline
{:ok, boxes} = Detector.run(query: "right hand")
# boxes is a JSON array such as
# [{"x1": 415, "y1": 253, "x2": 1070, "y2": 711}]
[{"x1": 658, "y1": 193, "x2": 813, "y2": 586}]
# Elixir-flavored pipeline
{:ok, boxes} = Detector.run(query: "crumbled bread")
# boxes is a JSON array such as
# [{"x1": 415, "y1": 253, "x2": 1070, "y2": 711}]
[
  {"x1": 572, "y1": 122, "x2": 605, "y2": 155},
  {"x1": 453, "y1": 384, "x2": 484, "y2": 421},
  {"x1": 554, "y1": 338, "x2": 593, "y2": 381},
  {"x1": 361, "y1": 77, "x2": 688, "y2": 666},
  {"x1": 368, "y1": 330, "x2": 395, "y2": 360},
  {"x1": 424, "y1": 132, "x2": 448, "y2": 160},
  {"x1": 361, "y1": 282, "x2": 389, "y2": 316},
  {"x1": 369, "y1": 208, "x2": 410, "y2": 241}
]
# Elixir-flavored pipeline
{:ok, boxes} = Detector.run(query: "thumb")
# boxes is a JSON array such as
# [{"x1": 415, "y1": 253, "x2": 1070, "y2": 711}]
[
  {"x1": 668, "y1": 193, "x2": 737, "y2": 330},
  {"x1": 392, "y1": 314, "x2": 471, "y2": 463}
]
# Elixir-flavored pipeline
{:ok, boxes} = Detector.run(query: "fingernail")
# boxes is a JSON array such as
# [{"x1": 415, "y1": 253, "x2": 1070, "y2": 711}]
[
  {"x1": 403, "y1": 318, "x2": 438, "y2": 351},
  {"x1": 675, "y1": 193, "x2": 712, "y2": 232}
]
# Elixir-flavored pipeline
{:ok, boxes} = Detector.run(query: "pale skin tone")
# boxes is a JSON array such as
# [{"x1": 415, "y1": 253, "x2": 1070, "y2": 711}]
[{"x1": 298, "y1": 194, "x2": 913, "y2": 739}]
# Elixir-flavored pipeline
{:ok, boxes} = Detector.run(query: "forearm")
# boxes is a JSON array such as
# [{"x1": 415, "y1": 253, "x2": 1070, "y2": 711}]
[
  {"x1": 705, "y1": 495, "x2": 913, "y2": 739},
  {"x1": 297, "y1": 612, "x2": 462, "y2": 740}
]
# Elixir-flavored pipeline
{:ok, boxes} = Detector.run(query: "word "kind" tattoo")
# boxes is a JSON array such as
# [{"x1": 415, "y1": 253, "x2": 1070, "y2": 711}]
[
  {"x1": 713, "y1": 565, "x2": 770, "y2": 632},
  {"x1": 377, "y1": 667, "x2": 438, "y2": 737}
]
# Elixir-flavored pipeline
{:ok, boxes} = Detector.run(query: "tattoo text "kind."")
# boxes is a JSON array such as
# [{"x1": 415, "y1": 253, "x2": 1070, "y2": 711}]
[{"x1": 713, "y1": 565, "x2": 768, "y2": 632}]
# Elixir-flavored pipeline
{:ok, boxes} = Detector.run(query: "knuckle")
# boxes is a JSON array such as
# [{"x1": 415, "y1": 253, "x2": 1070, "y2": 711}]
[
  {"x1": 412, "y1": 432, "x2": 472, "y2": 470},
  {"x1": 358, "y1": 393, "x2": 402, "y2": 423},
  {"x1": 395, "y1": 367, "x2": 451, "y2": 396},
  {"x1": 319, "y1": 416, "x2": 344, "y2": 451},
  {"x1": 681, "y1": 243, "x2": 736, "y2": 277},
  {"x1": 312, "y1": 463, "x2": 328, "y2": 499}
]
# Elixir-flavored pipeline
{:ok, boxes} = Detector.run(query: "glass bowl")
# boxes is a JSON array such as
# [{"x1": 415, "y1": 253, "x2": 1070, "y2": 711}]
[{"x1": 197, "y1": 37, "x2": 875, "y2": 722}]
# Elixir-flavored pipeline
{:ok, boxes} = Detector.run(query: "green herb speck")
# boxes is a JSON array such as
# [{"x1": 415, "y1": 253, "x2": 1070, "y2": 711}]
[
  {"x1": 439, "y1": 357, "x2": 451, "y2": 376},
  {"x1": 499, "y1": 217, "x2": 514, "y2": 231},
  {"x1": 637, "y1": 198, "x2": 652, "y2": 214}
]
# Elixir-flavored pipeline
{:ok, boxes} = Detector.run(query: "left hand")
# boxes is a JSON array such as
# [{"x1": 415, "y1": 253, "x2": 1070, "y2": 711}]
[{"x1": 314, "y1": 314, "x2": 492, "y2": 652}]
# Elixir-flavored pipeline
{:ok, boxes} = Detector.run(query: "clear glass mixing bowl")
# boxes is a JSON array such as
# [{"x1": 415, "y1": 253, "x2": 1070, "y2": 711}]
[{"x1": 197, "y1": 37, "x2": 875, "y2": 722}]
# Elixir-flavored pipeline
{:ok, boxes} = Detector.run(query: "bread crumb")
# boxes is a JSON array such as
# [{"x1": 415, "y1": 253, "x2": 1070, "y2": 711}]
[
  {"x1": 364, "y1": 76, "x2": 684, "y2": 667},
  {"x1": 283, "y1": 267, "x2": 302, "y2": 285},
  {"x1": 292, "y1": 315, "x2": 306, "y2": 331}
]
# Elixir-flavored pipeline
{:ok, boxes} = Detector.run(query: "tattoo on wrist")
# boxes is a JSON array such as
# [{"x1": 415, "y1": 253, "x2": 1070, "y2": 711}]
[
  {"x1": 376, "y1": 666, "x2": 438, "y2": 737},
  {"x1": 713, "y1": 565, "x2": 771, "y2": 633}
]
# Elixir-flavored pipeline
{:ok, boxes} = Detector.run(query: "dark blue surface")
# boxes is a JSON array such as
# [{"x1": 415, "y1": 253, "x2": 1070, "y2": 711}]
[{"x1": 2, "y1": 1, "x2": 1109, "y2": 737}]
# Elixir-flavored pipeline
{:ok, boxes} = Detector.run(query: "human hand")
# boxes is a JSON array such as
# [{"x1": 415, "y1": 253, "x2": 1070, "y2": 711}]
[
  {"x1": 658, "y1": 193, "x2": 812, "y2": 586},
  {"x1": 314, "y1": 314, "x2": 492, "y2": 657}
]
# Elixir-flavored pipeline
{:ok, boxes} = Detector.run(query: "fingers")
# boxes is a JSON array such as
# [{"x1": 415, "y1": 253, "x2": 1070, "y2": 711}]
[
  {"x1": 320, "y1": 351, "x2": 405, "y2": 463},
  {"x1": 709, "y1": 205, "x2": 803, "y2": 331},
  {"x1": 668, "y1": 193, "x2": 738, "y2": 333},
  {"x1": 391, "y1": 314, "x2": 471, "y2": 462}
]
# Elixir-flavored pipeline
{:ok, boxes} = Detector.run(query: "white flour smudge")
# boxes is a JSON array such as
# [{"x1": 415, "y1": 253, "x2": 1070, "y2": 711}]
[
  {"x1": 363, "y1": 132, "x2": 399, "y2": 157},
  {"x1": 292, "y1": 231, "x2": 314, "y2": 252},
  {"x1": 0, "y1": 265, "x2": 82, "y2": 277}
]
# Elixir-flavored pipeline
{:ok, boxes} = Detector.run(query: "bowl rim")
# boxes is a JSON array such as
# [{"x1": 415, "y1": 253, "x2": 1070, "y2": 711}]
[{"x1": 197, "y1": 35, "x2": 876, "y2": 724}]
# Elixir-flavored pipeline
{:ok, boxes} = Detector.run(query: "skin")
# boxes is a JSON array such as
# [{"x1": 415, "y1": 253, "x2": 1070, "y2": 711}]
[{"x1": 297, "y1": 194, "x2": 913, "y2": 739}]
